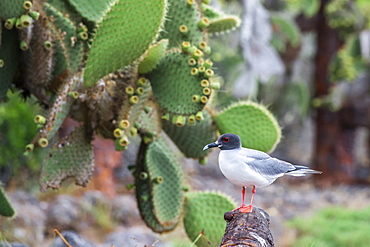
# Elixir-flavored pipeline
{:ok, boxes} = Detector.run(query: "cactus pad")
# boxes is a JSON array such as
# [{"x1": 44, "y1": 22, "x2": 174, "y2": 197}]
[
  {"x1": 207, "y1": 16, "x2": 241, "y2": 34},
  {"x1": 40, "y1": 126, "x2": 94, "y2": 191},
  {"x1": 0, "y1": 0, "x2": 27, "y2": 21},
  {"x1": 135, "y1": 136, "x2": 184, "y2": 232},
  {"x1": 163, "y1": 109, "x2": 217, "y2": 158},
  {"x1": 147, "y1": 51, "x2": 212, "y2": 116},
  {"x1": 67, "y1": 0, "x2": 117, "y2": 22},
  {"x1": 84, "y1": 0, "x2": 167, "y2": 87},
  {"x1": 138, "y1": 39, "x2": 169, "y2": 74},
  {"x1": 214, "y1": 101, "x2": 281, "y2": 153},
  {"x1": 159, "y1": 0, "x2": 203, "y2": 48},
  {"x1": 0, "y1": 185, "x2": 15, "y2": 217},
  {"x1": 183, "y1": 191, "x2": 236, "y2": 247}
]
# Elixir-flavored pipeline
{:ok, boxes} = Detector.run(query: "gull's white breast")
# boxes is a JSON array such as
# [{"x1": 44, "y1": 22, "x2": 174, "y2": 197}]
[{"x1": 218, "y1": 149, "x2": 270, "y2": 188}]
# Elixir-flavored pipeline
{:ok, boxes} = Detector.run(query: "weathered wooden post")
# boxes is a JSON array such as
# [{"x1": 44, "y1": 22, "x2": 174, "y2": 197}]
[{"x1": 220, "y1": 207, "x2": 274, "y2": 247}]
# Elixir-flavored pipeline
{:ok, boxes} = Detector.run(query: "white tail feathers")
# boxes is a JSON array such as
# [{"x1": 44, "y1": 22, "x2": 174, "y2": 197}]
[{"x1": 286, "y1": 166, "x2": 322, "y2": 177}]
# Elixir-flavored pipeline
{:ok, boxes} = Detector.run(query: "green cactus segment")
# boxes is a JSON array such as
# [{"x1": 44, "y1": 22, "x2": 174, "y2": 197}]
[
  {"x1": 84, "y1": 0, "x2": 167, "y2": 87},
  {"x1": 163, "y1": 110, "x2": 217, "y2": 158},
  {"x1": 214, "y1": 101, "x2": 281, "y2": 153},
  {"x1": 146, "y1": 136, "x2": 184, "y2": 225},
  {"x1": 0, "y1": 0, "x2": 27, "y2": 21},
  {"x1": 183, "y1": 191, "x2": 236, "y2": 247},
  {"x1": 135, "y1": 136, "x2": 184, "y2": 232},
  {"x1": 0, "y1": 186, "x2": 16, "y2": 217},
  {"x1": 147, "y1": 52, "x2": 209, "y2": 115},
  {"x1": 0, "y1": 29, "x2": 20, "y2": 100},
  {"x1": 39, "y1": 74, "x2": 81, "y2": 142},
  {"x1": 207, "y1": 16, "x2": 241, "y2": 33},
  {"x1": 67, "y1": 0, "x2": 117, "y2": 22},
  {"x1": 160, "y1": 0, "x2": 203, "y2": 48},
  {"x1": 138, "y1": 39, "x2": 169, "y2": 74},
  {"x1": 44, "y1": 3, "x2": 84, "y2": 76},
  {"x1": 201, "y1": 3, "x2": 223, "y2": 19},
  {"x1": 40, "y1": 126, "x2": 94, "y2": 191}
]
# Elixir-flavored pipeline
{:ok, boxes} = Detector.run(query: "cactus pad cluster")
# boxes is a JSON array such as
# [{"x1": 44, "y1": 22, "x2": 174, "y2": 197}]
[{"x1": 0, "y1": 0, "x2": 282, "y2": 244}]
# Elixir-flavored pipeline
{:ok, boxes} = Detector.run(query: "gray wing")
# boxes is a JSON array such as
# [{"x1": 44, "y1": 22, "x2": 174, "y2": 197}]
[
  {"x1": 240, "y1": 147, "x2": 271, "y2": 160},
  {"x1": 247, "y1": 157, "x2": 295, "y2": 178}
]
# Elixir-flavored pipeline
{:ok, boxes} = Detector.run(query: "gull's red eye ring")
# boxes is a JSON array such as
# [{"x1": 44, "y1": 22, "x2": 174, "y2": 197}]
[{"x1": 224, "y1": 137, "x2": 230, "y2": 142}]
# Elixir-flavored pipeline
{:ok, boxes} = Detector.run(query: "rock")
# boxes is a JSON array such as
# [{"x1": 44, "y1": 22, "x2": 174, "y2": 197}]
[
  {"x1": 0, "y1": 243, "x2": 30, "y2": 247},
  {"x1": 52, "y1": 231, "x2": 95, "y2": 247},
  {"x1": 47, "y1": 195, "x2": 83, "y2": 231},
  {"x1": 105, "y1": 226, "x2": 168, "y2": 247}
]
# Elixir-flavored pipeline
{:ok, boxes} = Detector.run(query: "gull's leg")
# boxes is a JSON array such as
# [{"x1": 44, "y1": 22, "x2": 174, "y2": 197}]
[
  {"x1": 239, "y1": 186, "x2": 256, "y2": 213},
  {"x1": 241, "y1": 186, "x2": 246, "y2": 207},
  {"x1": 232, "y1": 186, "x2": 246, "y2": 212}
]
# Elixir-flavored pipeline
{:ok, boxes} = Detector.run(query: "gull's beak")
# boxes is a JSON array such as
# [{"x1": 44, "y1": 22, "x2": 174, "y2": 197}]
[{"x1": 203, "y1": 142, "x2": 219, "y2": 150}]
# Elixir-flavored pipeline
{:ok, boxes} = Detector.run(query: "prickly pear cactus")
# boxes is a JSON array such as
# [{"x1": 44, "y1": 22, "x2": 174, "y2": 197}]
[
  {"x1": 183, "y1": 191, "x2": 236, "y2": 247},
  {"x1": 135, "y1": 135, "x2": 184, "y2": 232},
  {"x1": 0, "y1": 0, "x2": 282, "y2": 241},
  {"x1": 214, "y1": 101, "x2": 282, "y2": 153}
]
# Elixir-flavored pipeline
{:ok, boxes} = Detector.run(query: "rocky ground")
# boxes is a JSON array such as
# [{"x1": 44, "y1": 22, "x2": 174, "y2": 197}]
[{"x1": 2, "y1": 154, "x2": 370, "y2": 247}]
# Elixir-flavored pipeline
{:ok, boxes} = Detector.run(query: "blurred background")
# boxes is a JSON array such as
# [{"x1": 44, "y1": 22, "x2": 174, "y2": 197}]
[{"x1": 1, "y1": 0, "x2": 370, "y2": 246}]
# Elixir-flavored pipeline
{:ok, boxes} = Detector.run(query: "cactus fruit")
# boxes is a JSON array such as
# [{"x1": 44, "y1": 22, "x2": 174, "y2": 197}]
[
  {"x1": 84, "y1": 0, "x2": 167, "y2": 87},
  {"x1": 214, "y1": 101, "x2": 281, "y2": 153},
  {"x1": 183, "y1": 191, "x2": 236, "y2": 247},
  {"x1": 135, "y1": 136, "x2": 184, "y2": 232},
  {"x1": 40, "y1": 126, "x2": 94, "y2": 191},
  {"x1": 0, "y1": 185, "x2": 15, "y2": 217}
]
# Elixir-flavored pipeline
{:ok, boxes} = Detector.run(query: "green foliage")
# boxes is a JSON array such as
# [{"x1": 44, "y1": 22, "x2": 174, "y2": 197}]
[
  {"x1": 283, "y1": 0, "x2": 320, "y2": 18},
  {"x1": 270, "y1": 13, "x2": 301, "y2": 52},
  {"x1": 0, "y1": 92, "x2": 40, "y2": 171},
  {"x1": 0, "y1": 185, "x2": 15, "y2": 217},
  {"x1": 329, "y1": 36, "x2": 365, "y2": 83},
  {"x1": 325, "y1": 0, "x2": 367, "y2": 37},
  {"x1": 183, "y1": 191, "x2": 236, "y2": 247},
  {"x1": 289, "y1": 206, "x2": 370, "y2": 247},
  {"x1": 214, "y1": 101, "x2": 281, "y2": 153}
]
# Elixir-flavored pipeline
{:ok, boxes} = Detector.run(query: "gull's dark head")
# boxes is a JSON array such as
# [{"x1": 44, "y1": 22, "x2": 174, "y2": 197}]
[{"x1": 203, "y1": 133, "x2": 242, "y2": 151}]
